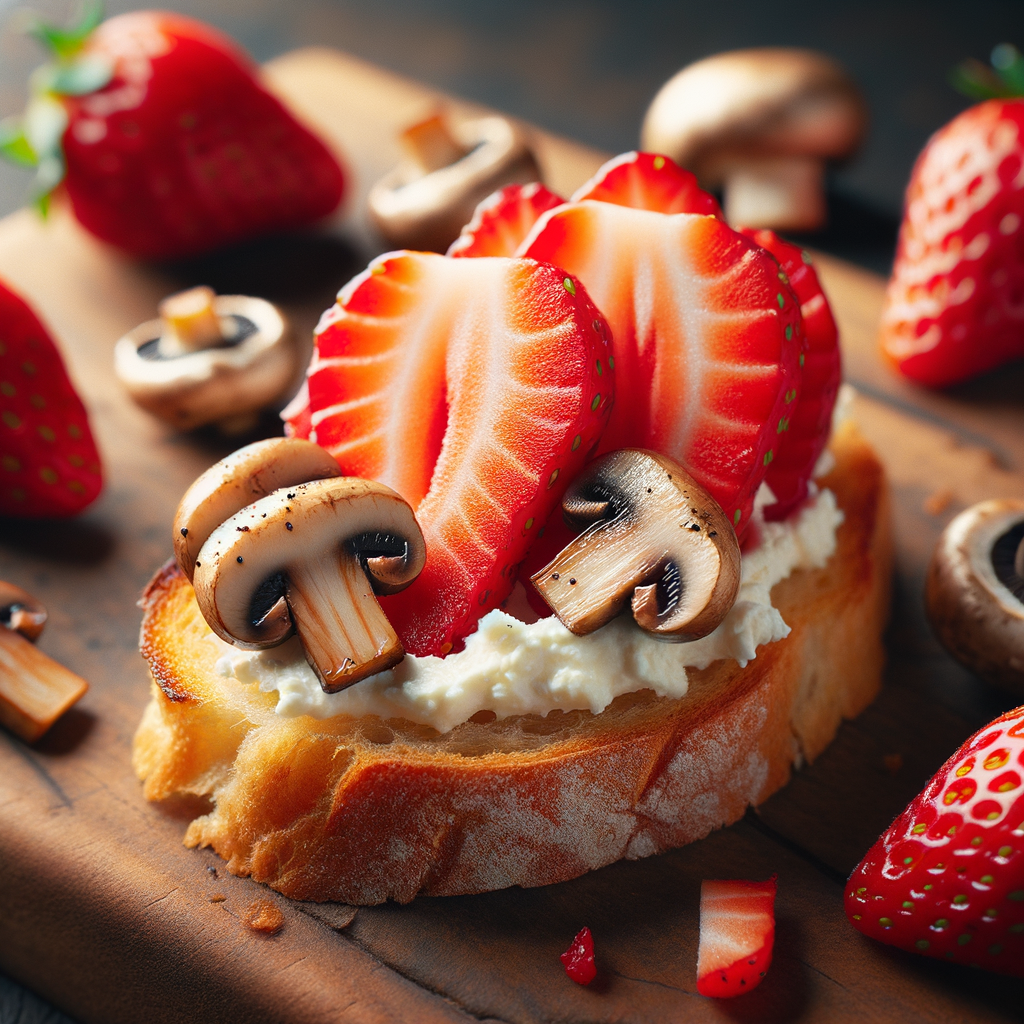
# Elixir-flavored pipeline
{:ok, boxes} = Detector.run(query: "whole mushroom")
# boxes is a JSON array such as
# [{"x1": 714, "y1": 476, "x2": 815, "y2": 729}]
[
  {"x1": 531, "y1": 449, "x2": 741, "y2": 641},
  {"x1": 114, "y1": 285, "x2": 299, "y2": 433},
  {"x1": 368, "y1": 111, "x2": 541, "y2": 252},
  {"x1": 926, "y1": 499, "x2": 1024, "y2": 694},
  {"x1": 641, "y1": 48, "x2": 866, "y2": 232}
]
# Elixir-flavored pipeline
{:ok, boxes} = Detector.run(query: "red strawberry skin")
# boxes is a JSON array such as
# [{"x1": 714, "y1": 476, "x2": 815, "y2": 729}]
[
  {"x1": 520, "y1": 201, "x2": 802, "y2": 536},
  {"x1": 572, "y1": 150, "x2": 723, "y2": 218},
  {"x1": 61, "y1": 12, "x2": 345, "y2": 260},
  {"x1": 0, "y1": 280, "x2": 102, "y2": 516},
  {"x1": 845, "y1": 706, "x2": 1024, "y2": 976},
  {"x1": 560, "y1": 926, "x2": 597, "y2": 985},
  {"x1": 448, "y1": 182, "x2": 565, "y2": 258},
  {"x1": 307, "y1": 252, "x2": 613, "y2": 656},
  {"x1": 739, "y1": 230, "x2": 841, "y2": 521},
  {"x1": 880, "y1": 99, "x2": 1024, "y2": 387},
  {"x1": 697, "y1": 876, "x2": 777, "y2": 998}
]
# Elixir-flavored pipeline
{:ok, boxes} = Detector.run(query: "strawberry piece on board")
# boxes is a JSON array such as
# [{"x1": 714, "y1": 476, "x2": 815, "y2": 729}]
[
  {"x1": 697, "y1": 876, "x2": 777, "y2": 998},
  {"x1": 520, "y1": 200, "x2": 802, "y2": 536},
  {"x1": 560, "y1": 926, "x2": 597, "y2": 985},
  {"x1": 738, "y1": 229, "x2": 841, "y2": 521},
  {"x1": 0, "y1": 10, "x2": 344, "y2": 260},
  {"x1": 845, "y1": 706, "x2": 1024, "y2": 976},
  {"x1": 0, "y1": 280, "x2": 102, "y2": 517},
  {"x1": 307, "y1": 252, "x2": 613, "y2": 656},
  {"x1": 572, "y1": 150, "x2": 723, "y2": 218},
  {"x1": 879, "y1": 98, "x2": 1024, "y2": 387},
  {"x1": 448, "y1": 182, "x2": 565, "y2": 258}
]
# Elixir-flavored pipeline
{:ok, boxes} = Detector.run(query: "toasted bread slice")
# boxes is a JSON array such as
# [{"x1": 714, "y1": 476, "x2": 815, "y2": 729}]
[{"x1": 133, "y1": 420, "x2": 890, "y2": 905}]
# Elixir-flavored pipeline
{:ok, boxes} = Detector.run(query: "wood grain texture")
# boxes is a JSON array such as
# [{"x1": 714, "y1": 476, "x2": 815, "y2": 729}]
[{"x1": 1, "y1": 46, "x2": 1022, "y2": 1024}]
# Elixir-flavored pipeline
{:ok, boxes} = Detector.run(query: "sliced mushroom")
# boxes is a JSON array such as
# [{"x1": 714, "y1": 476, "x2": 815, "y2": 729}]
[
  {"x1": 0, "y1": 581, "x2": 47, "y2": 641},
  {"x1": 641, "y1": 49, "x2": 866, "y2": 232},
  {"x1": 368, "y1": 111, "x2": 541, "y2": 252},
  {"x1": 0, "y1": 581, "x2": 87, "y2": 743},
  {"x1": 114, "y1": 287, "x2": 299, "y2": 434},
  {"x1": 925, "y1": 499, "x2": 1024, "y2": 694},
  {"x1": 192, "y1": 477, "x2": 425, "y2": 692},
  {"x1": 530, "y1": 449, "x2": 741, "y2": 640},
  {"x1": 173, "y1": 437, "x2": 342, "y2": 581}
]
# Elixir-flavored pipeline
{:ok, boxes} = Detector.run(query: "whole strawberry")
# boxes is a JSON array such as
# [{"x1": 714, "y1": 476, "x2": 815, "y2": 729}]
[
  {"x1": 0, "y1": 279, "x2": 102, "y2": 516},
  {"x1": 845, "y1": 705, "x2": 1024, "y2": 976},
  {"x1": 880, "y1": 47, "x2": 1024, "y2": 387},
  {"x1": 0, "y1": 6, "x2": 345, "y2": 259}
]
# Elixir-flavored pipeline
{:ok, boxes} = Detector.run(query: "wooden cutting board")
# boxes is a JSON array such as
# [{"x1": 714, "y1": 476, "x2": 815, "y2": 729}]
[{"x1": 2, "y1": 47, "x2": 1024, "y2": 1024}]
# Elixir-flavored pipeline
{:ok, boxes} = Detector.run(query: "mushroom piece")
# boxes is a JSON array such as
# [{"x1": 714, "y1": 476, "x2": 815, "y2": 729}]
[
  {"x1": 0, "y1": 581, "x2": 88, "y2": 742},
  {"x1": 367, "y1": 111, "x2": 542, "y2": 252},
  {"x1": 192, "y1": 477, "x2": 426, "y2": 692},
  {"x1": 0, "y1": 580, "x2": 47, "y2": 641},
  {"x1": 114, "y1": 285, "x2": 299, "y2": 434},
  {"x1": 641, "y1": 49, "x2": 866, "y2": 232},
  {"x1": 173, "y1": 437, "x2": 342, "y2": 581},
  {"x1": 530, "y1": 449, "x2": 741, "y2": 640},
  {"x1": 925, "y1": 499, "x2": 1024, "y2": 694}
]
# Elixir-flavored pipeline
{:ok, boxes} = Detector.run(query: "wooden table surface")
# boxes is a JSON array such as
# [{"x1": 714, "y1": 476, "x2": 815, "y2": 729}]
[{"x1": 2, "y1": 47, "x2": 1024, "y2": 1024}]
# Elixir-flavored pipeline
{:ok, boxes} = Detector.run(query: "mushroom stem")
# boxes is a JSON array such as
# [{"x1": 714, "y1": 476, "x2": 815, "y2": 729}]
[
  {"x1": 287, "y1": 551, "x2": 404, "y2": 693},
  {"x1": 401, "y1": 113, "x2": 470, "y2": 173},
  {"x1": 723, "y1": 157, "x2": 825, "y2": 232},
  {"x1": 158, "y1": 286, "x2": 223, "y2": 355}
]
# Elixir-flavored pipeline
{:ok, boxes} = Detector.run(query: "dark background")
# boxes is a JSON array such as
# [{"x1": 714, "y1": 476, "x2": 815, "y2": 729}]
[{"x1": 2, "y1": 1, "x2": 1024, "y2": 1021}]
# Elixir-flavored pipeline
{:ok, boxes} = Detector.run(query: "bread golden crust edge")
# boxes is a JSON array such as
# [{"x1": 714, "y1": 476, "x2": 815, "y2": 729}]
[{"x1": 133, "y1": 420, "x2": 891, "y2": 904}]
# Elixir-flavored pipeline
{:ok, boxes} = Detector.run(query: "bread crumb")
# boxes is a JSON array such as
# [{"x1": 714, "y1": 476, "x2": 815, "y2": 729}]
[
  {"x1": 883, "y1": 753, "x2": 903, "y2": 775},
  {"x1": 923, "y1": 488, "x2": 953, "y2": 516},
  {"x1": 243, "y1": 899, "x2": 284, "y2": 934},
  {"x1": 209, "y1": 893, "x2": 227, "y2": 903}
]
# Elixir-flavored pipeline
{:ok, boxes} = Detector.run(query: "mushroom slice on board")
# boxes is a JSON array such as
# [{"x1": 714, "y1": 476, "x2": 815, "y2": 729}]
[
  {"x1": 368, "y1": 112, "x2": 541, "y2": 252},
  {"x1": 926, "y1": 499, "x2": 1024, "y2": 694},
  {"x1": 192, "y1": 477, "x2": 426, "y2": 692},
  {"x1": 114, "y1": 286, "x2": 300, "y2": 433},
  {"x1": 641, "y1": 48, "x2": 866, "y2": 232},
  {"x1": 0, "y1": 582, "x2": 88, "y2": 743},
  {"x1": 173, "y1": 437, "x2": 342, "y2": 581},
  {"x1": 531, "y1": 449, "x2": 741, "y2": 641}
]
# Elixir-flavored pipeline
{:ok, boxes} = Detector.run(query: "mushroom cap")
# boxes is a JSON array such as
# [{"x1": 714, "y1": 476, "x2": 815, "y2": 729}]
[
  {"x1": 192, "y1": 476, "x2": 425, "y2": 650},
  {"x1": 641, "y1": 48, "x2": 867, "y2": 186},
  {"x1": 114, "y1": 294, "x2": 297, "y2": 430},
  {"x1": 531, "y1": 448, "x2": 741, "y2": 640},
  {"x1": 367, "y1": 115, "x2": 541, "y2": 253},
  {"x1": 173, "y1": 437, "x2": 342, "y2": 581},
  {"x1": 0, "y1": 580, "x2": 47, "y2": 641},
  {"x1": 925, "y1": 498, "x2": 1024, "y2": 694}
]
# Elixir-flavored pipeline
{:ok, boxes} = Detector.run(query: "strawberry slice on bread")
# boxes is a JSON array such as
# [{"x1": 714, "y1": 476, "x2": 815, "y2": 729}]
[
  {"x1": 697, "y1": 876, "x2": 777, "y2": 997},
  {"x1": 519, "y1": 198, "x2": 803, "y2": 535},
  {"x1": 304, "y1": 252, "x2": 613, "y2": 656}
]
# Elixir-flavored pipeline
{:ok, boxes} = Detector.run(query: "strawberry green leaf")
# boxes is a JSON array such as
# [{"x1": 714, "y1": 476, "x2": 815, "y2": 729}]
[
  {"x1": 38, "y1": 52, "x2": 114, "y2": 96},
  {"x1": 25, "y1": 0, "x2": 104, "y2": 62},
  {"x1": 0, "y1": 120, "x2": 38, "y2": 168},
  {"x1": 951, "y1": 44, "x2": 1024, "y2": 100},
  {"x1": 992, "y1": 43, "x2": 1024, "y2": 95}
]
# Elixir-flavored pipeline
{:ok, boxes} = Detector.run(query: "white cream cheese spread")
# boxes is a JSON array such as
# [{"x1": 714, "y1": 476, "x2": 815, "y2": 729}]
[{"x1": 213, "y1": 481, "x2": 844, "y2": 735}]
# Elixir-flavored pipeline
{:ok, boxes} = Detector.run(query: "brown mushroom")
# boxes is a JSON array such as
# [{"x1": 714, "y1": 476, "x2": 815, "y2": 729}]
[
  {"x1": 641, "y1": 49, "x2": 866, "y2": 232},
  {"x1": 191, "y1": 477, "x2": 425, "y2": 692},
  {"x1": 173, "y1": 437, "x2": 342, "y2": 581},
  {"x1": 114, "y1": 286, "x2": 299, "y2": 433},
  {"x1": 0, "y1": 581, "x2": 88, "y2": 742},
  {"x1": 926, "y1": 499, "x2": 1024, "y2": 694},
  {"x1": 367, "y1": 111, "x2": 541, "y2": 252},
  {"x1": 530, "y1": 449, "x2": 741, "y2": 640}
]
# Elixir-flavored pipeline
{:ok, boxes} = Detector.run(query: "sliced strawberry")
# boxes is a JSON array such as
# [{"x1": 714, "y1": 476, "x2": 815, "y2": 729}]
[
  {"x1": 519, "y1": 202, "x2": 802, "y2": 536},
  {"x1": 738, "y1": 230, "x2": 841, "y2": 521},
  {"x1": 697, "y1": 876, "x2": 777, "y2": 998},
  {"x1": 572, "y1": 150, "x2": 722, "y2": 218},
  {"x1": 306, "y1": 252, "x2": 613, "y2": 656},
  {"x1": 448, "y1": 182, "x2": 565, "y2": 258},
  {"x1": 846, "y1": 706, "x2": 1024, "y2": 976},
  {"x1": 0, "y1": 280, "x2": 102, "y2": 517},
  {"x1": 560, "y1": 926, "x2": 597, "y2": 985}
]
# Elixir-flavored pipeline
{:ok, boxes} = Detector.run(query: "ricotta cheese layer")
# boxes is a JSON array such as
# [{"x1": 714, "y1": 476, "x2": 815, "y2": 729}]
[{"x1": 213, "y1": 482, "x2": 844, "y2": 735}]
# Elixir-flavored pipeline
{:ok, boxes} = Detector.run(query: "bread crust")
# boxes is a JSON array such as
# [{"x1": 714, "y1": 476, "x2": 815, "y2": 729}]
[{"x1": 133, "y1": 420, "x2": 891, "y2": 904}]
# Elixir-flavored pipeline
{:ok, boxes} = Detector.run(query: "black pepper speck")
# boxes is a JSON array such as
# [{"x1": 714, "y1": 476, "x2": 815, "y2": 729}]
[
  {"x1": 286, "y1": 522, "x2": 293, "y2": 531},
  {"x1": 237, "y1": 556, "x2": 244, "y2": 563},
  {"x1": 180, "y1": 527, "x2": 188, "y2": 537}
]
